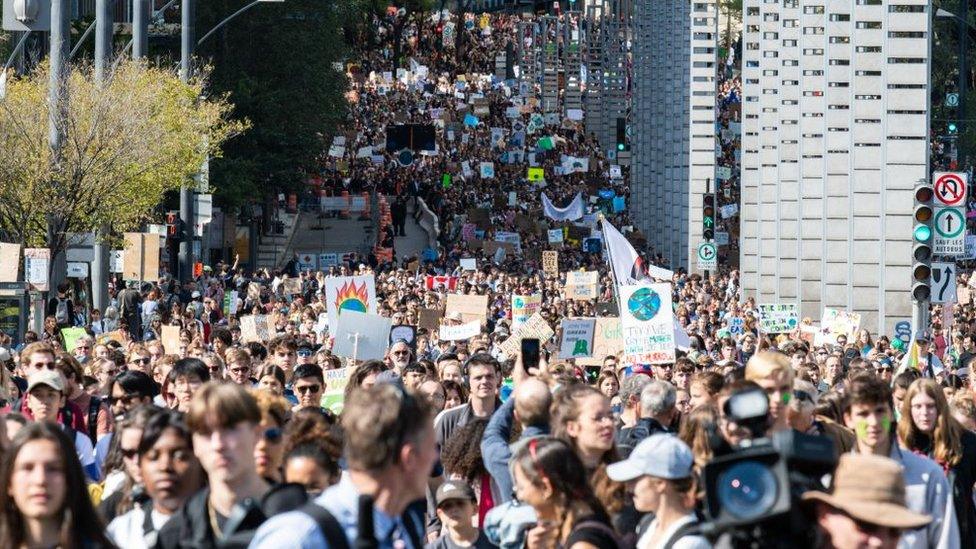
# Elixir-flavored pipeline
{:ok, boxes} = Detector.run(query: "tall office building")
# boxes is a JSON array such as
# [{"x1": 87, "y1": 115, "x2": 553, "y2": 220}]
[
  {"x1": 630, "y1": 0, "x2": 718, "y2": 270},
  {"x1": 739, "y1": 0, "x2": 929, "y2": 334}
]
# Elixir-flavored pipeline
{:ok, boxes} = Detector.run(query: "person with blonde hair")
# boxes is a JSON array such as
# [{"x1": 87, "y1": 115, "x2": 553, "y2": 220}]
[
  {"x1": 744, "y1": 351, "x2": 794, "y2": 434},
  {"x1": 898, "y1": 378, "x2": 976, "y2": 547}
]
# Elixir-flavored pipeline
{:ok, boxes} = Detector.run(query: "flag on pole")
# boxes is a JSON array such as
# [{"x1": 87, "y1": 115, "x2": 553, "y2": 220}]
[
  {"x1": 600, "y1": 218, "x2": 674, "y2": 285},
  {"x1": 894, "y1": 336, "x2": 920, "y2": 380}
]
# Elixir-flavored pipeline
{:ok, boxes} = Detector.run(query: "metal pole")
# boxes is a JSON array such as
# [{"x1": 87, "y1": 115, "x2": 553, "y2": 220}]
[
  {"x1": 46, "y1": 0, "x2": 70, "y2": 296},
  {"x1": 133, "y1": 0, "x2": 149, "y2": 60},
  {"x1": 961, "y1": 0, "x2": 969, "y2": 166},
  {"x1": 179, "y1": 0, "x2": 196, "y2": 282},
  {"x1": 91, "y1": 0, "x2": 114, "y2": 313}
]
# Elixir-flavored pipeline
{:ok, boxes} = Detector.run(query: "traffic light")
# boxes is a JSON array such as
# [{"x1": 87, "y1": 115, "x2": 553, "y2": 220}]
[
  {"x1": 166, "y1": 211, "x2": 178, "y2": 237},
  {"x1": 702, "y1": 196, "x2": 715, "y2": 240},
  {"x1": 912, "y1": 181, "x2": 934, "y2": 301},
  {"x1": 615, "y1": 118, "x2": 627, "y2": 152},
  {"x1": 949, "y1": 122, "x2": 958, "y2": 135}
]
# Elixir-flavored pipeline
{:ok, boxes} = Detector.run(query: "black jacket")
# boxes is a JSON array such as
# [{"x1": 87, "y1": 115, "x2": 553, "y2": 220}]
[
  {"x1": 615, "y1": 417, "x2": 672, "y2": 459},
  {"x1": 952, "y1": 430, "x2": 976, "y2": 549},
  {"x1": 157, "y1": 483, "x2": 307, "y2": 549}
]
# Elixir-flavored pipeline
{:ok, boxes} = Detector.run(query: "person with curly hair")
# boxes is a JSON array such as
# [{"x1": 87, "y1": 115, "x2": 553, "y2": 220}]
[
  {"x1": 441, "y1": 418, "x2": 498, "y2": 526},
  {"x1": 282, "y1": 408, "x2": 342, "y2": 497}
]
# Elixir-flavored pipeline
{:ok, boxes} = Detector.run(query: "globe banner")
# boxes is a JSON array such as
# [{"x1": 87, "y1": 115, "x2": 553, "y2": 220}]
[{"x1": 619, "y1": 283, "x2": 675, "y2": 364}]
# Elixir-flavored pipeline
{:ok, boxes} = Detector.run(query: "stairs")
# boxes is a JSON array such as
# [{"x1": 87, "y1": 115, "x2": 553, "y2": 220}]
[{"x1": 254, "y1": 211, "x2": 299, "y2": 269}]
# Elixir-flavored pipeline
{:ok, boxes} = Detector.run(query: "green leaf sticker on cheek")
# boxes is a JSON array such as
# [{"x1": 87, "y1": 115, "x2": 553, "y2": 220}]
[
  {"x1": 855, "y1": 419, "x2": 870, "y2": 439},
  {"x1": 881, "y1": 416, "x2": 891, "y2": 433},
  {"x1": 781, "y1": 392, "x2": 791, "y2": 405}
]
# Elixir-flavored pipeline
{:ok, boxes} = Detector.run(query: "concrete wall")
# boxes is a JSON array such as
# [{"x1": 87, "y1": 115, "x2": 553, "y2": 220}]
[
  {"x1": 740, "y1": 0, "x2": 929, "y2": 335},
  {"x1": 631, "y1": 0, "x2": 717, "y2": 271}
]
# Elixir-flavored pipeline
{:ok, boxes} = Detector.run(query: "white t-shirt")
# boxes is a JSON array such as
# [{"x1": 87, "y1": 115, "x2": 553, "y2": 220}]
[
  {"x1": 637, "y1": 514, "x2": 711, "y2": 549},
  {"x1": 73, "y1": 430, "x2": 95, "y2": 471},
  {"x1": 107, "y1": 506, "x2": 172, "y2": 549}
]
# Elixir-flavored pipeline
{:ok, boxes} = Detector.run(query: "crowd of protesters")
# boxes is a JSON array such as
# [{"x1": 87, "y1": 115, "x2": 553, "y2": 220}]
[{"x1": 1, "y1": 9, "x2": 976, "y2": 549}]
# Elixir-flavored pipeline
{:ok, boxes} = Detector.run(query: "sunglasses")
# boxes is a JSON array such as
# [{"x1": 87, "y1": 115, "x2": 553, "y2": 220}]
[
  {"x1": 295, "y1": 384, "x2": 321, "y2": 394},
  {"x1": 131, "y1": 357, "x2": 151, "y2": 365},
  {"x1": 792, "y1": 390, "x2": 813, "y2": 403},
  {"x1": 393, "y1": 350, "x2": 410, "y2": 356},
  {"x1": 297, "y1": 350, "x2": 313, "y2": 358},
  {"x1": 263, "y1": 427, "x2": 282, "y2": 443},
  {"x1": 108, "y1": 393, "x2": 143, "y2": 406}
]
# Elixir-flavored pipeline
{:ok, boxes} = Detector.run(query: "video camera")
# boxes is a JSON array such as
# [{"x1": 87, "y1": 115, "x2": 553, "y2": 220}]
[{"x1": 696, "y1": 387, "x2": 837, "y2": 548}]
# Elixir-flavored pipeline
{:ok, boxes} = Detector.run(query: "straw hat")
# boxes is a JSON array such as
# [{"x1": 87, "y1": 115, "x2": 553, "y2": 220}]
[{"x1": 802, "y1": 454, "x2": 931, "y2": 529}]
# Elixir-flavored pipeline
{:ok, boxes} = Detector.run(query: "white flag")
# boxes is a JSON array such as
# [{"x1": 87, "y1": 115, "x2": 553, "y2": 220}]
[
  {"x1": 541, "y1": 192, "x2": 585, "y2": 221},
  {"x1": 601, "y1": 218, "x2": 673, "y2": 285}
]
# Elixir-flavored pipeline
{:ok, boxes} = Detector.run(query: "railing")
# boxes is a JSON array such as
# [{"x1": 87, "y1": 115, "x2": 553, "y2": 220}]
[{"x1": 415, "y1": 197, "x2": 441, "y2": 250}]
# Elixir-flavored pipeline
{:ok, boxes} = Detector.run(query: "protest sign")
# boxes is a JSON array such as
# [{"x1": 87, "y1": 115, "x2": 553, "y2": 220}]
[
  {"x1": 480, "y1": 162, "x2": 495, "y2": 178},
  {"x1": 320, "y1": 367, "x2": 353, "y2": 414},
  {"x1": 460, "y1": 257, "x2": 477, "y2": 271},
  {"x1": 240, "y1": 315, "x2": 272, "y2": 343},
  {"x1": 0, "y1": 243, "x2": 20, "y2": 282},
  {"x1": 620, "y1": 283, "x2": 676, "y2": 364},
  {"x1": 542, "y1": 251, "x2": 558, "y2": 275},
  {"x1": 674, "y1": 318, "x2": 692, "y2": 351},
  {"x1": 577, "y1": 317, "x2": 623, "y2": 366},
  {"x1": 60, "y1": 327, "x2": 88, "y2": 353},
  {"x1": 122, "y1": 233, "x2": 160, "y2": 282},
  {"x1": 418, "y1": 308, "x2": 442, "y2": 331},
  {"x1": 247, "y1": 282, "x2": 262, "y2": 302},
  {"x1": 281, "y1": 277, "x2": 302, "y2": 296},
  {"x1": 161, "y1": 325, "x2": 182, "y2": 355},
  {"x1": 547, "y1": 229, "x2": 564, "y2": 244},
  {"x1": 512, "y1": 294, "x2": 542, "y2": 328},
  {"x1": 445, "y1": 294, "x2": 489, "y2": 324},
  {"x1": 559, "y1": 319, "x2": 596, "y2": 359},
  {"x1": 527, "y1": 167, "x2": 545, "y2": 181},
  {"x1": 389, "y1": 325, "x2": 417, "y2": 349},
  {"x1": 819, "y1": 309, "x2": 861, "y2": 346},
  {"x1": 758, "y1": 304, "x2": 799, "y2": 333},
  {"x1": 424, "y1": 275, "x2": 458, "y2": 291},
  {"x1": 728, "y1": 317, "x2": 744, "y2": 336},
  {"x1": 332, "y1": 310, "x2": 392, "y2": 361},
  {"x1": 565, "y1": 271, "x2": 599, "y2": 300},
  {"x1": 500, "y1": 313, "x2": 555, "y2": 358},
  {"x1": 223, "y1": 290, "x2": 239, "y2": 317},
  {"x1": 324, "y1": 275, "x2": 378, "y2": 329},
  {"x1": 96, "y1": 331, "x2": 125, "y2": 345},
  {"x1": 440, "y1": 320, "x2": 481, "y2": 341}
]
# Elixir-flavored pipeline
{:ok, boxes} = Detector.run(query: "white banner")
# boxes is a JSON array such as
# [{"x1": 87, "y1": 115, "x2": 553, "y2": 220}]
[
  {"x1": 439, "y1": 320, "x2": 482, "y2": 341},
  {"x1": 541, "y1": 192, "x2": 585, "y2": 221}
]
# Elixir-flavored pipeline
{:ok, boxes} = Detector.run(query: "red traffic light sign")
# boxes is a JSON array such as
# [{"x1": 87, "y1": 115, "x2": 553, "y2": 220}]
[{"x1": 933, "y1": 172, "x2": 967, "y2": 207}]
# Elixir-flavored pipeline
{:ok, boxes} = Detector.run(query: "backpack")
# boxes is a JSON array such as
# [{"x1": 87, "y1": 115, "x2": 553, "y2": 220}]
[{"x1": 55, "y1": 298, "x2": 69, "y2": 325}]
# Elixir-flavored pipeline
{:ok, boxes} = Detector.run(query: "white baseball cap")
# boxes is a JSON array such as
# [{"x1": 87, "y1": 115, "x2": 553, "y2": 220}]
[{"x1": 607, "y1": 434, "x2": 693, "y2": 482}]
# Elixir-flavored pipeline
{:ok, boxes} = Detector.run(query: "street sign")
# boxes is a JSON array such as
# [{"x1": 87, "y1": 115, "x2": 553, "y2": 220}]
[
  {"x1": 933, "y1": 172, "x2": 967, "y2": 207},
  {"x1": 696, "y1": 242, "x2": 717, "y2": 271},
  {"x1": 934, "y1": 207, "x2": 966, "y2": 256},
  {"x1": 931, "y1": 262, "x2": 957, "y2": 304},
  {"x1": 894, "y1": 321, "x2": 912, "y2": 343},
  {"x1": 947, "y1": 93, "x2": 960, "y2": 107},
  {"x1": 397, "y1": 149, "x2": 414, "y2": 167}
]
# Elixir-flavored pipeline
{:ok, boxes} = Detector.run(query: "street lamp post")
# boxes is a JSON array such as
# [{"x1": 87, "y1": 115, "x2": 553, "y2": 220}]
[{"x1": 936, "y1": 6, "x2": 972, "y2": 165}]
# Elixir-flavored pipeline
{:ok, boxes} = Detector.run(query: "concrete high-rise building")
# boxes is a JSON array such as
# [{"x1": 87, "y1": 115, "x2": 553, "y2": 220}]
[
  {"x1": 739, "y1": 0, "x2": 930, "y2": 334},
  {"x1": 630, "y1": 0, "x2": 718, "y2": 270}
]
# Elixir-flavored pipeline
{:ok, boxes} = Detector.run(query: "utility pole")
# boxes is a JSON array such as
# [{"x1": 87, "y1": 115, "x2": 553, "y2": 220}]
[
  {"x1": 179, "y1": 0, "x2": 195, "y2": 282},
  {"x1": 133, "y1": 0, "x2": 149, "y2": 60},
  {"x1": 91, "y1": 0, "x2": 114, "y2": 313},
  {"x1": 961, "y1": 0, "x2": 969, "y2": 166}
]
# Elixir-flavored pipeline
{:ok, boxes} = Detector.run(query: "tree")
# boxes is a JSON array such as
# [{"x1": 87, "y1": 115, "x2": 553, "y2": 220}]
[
  {"x1": 195, "y1": 0, "x2": 358, "y2": 210},
  {"x1": 719, "y1": 0, "x2": 742, "y2": 53},
  {"x1": 0, "y1": 59, "x2": 246, "y2": 268}
]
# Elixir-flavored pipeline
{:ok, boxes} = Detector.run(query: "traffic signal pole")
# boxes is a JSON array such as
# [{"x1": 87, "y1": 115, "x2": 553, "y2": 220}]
[{"x1": 178, "y1": 0, "x2": 195, "y2": 283}]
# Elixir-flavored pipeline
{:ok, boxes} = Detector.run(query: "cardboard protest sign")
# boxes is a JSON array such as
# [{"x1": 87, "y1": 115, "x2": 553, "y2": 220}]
[
  {"x1": 332, "y1": 310, "x2": 392, "y2": 361},
  {"x1": 674, "y1": 318, "x2": 693, "y2": 351},
  {"x1": 577, "y1": 317, "x2": 623, "y2": 366},
  {"x1": 440, "y1": 320, "x2": 481, "y2": 341},
  {"x1": 239, "y1": 315, "x2": 272, "y2": 343},
  {"x1": 559, "y1": 319, "x2": 596, "y2": 359},
  {"x1": 161, "y1": 325, "x2": 182, "y2": 355},
  {"x1": 247, "y1": 282, "x2": 262, "y2": 302},
  {"x1": 418, "y1": 308, "x2": 443, "y2": 331},
  {"x1": 320, "y1": 367, "x2": 353, "y2": 414},
  {"x1": 500, "y1": 312, "x2": 555, "y2": 358},
  {"x1": 324, "y1": 275, "x2": 378, "y2": 330},
  {"x1": 389, "y1": 325, "x2": 417, "y2": 349},
  {"x1": 281, "y1": 277, "x2": 302, "y2": 296},
  {"x1": 542, "y1": 251, "x2": 558, "y2": 276},
  {"x1": 445, "y1": 294, "x2": 489, "y2": 324},
  {"x1": 123, "y1": 233, "x2": 160, "y2": 282},
  {"x1": 819, "y1": 308, "x2": 861, "y2": 346},
  {"x1": 60, "y1": 327, "x2": 88, "y2": 353},
  {"x1": 620, "y1": 283, "x2": 676, "y2": 364},
  {"x1": 758, "y1": 304, "x2": 799, "y2": 334},
  {"x1": 512, "y1": 294, "x2": 542, "y2": 328},
  {"x1": 0, "y1": 243, "x2": 21, "y2": 282},
  {"x1": 565, "y1": 271, "x2": 599, "y2": 300},
  {"x1": 96, "y1": 331, "x2": 125, "y2": 345}
]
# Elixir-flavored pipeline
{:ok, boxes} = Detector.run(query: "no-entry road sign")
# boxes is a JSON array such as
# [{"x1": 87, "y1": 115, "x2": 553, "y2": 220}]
[{"x1": 933, "y1": 172, "x2": 968, "y2": 207}]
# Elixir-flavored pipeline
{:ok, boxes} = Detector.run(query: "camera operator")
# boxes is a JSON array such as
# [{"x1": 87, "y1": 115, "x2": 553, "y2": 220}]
[
  {"x1": 803, "y1": 453, "x2": 932, "y2": 549},
  {"x1": 842, "y1": 374, "x2": 959, "y2": 548}
]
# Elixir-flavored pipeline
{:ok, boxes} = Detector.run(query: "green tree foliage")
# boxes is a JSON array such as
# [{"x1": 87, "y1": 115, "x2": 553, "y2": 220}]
[
  {"x1": 0, "y1": 60, "x2": 246, "y2": 258},
  {"x1": 196, "y1": 0, "x2": 358, "y2": 209}
]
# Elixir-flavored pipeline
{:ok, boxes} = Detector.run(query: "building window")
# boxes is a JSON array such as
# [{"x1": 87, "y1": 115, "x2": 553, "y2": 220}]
[
  {"x1": 888, "y1": 57, "x2": 925, "y2": 63},
  {"x1": 803, "y1": 69, "x2": 824, "y2": 76},
  {"x1": 829, "y1": 13, "x2": 851, "y2": 21},
  {"x1": 803, "y1": 48, "x2": 824, "y2": 55},
  {"x1": 854, "y1": 94, "x2": 882, "y2": 100},
  {"x1": 855, "y1": 70, "x2": 882, "y2": 76},
  {"x1": 828, "y1": 82, "x2": 850, "y2": 87},
  {"x1": 829, "y1": 36, "x2": 850, "y2": 44},
  {"x1": 888, "y1": 4, "x2": 925, "y2": 12},
  {"x1": 803, "y1": 27, "x2": 825, "y2": 35},
  {"x1": 888, "y1": 31, "x2": 926, "y2": 38},
  {"x1": 803, "y1": 5, "x2": 825, "y2": 14},
  {"x1": 783, "y1": 39, "x2": 798, "y2": 46},
  {"x1": 856, "y1": 46, "x2": 882, "y2": 53},
  {"x1": 783, "y1": 79, "x2": 799, "y2": 85},
  {"x1": 856, "y1": 21, "x2": 883, "y2": 29},
  {"x1": 829, "y1": 59, "x2": 851, "y2": 65}
]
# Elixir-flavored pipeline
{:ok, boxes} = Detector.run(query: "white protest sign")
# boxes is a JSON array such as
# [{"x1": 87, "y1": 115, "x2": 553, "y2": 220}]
[
  {"x1": 324, "y1": 275, "x2": 378, "y2": 329},
  {"x1": 548, "y1": 229, "x2": 564, "y2": 244},
  {"x1": 565, "y1": 271, "x2": 599, "y2": 300},
  {"x1": 439, "y1": 320, "x2": 481, "y2": 341},
  {"x1": 460, "y1": 258, "x2": 477, "y2": 271},
  {"x1": 619, "y1": 283, "x2": 675, "y2": 364},
  {"x1": 559, "y1": 318, "x2": 596, "y2": 358},
  {"x1": 758, "y1": 304, "x2": 799, "y2": 333},
  {"x1": 332, "y1": 310, "x2": 392, "y2": 361}
]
